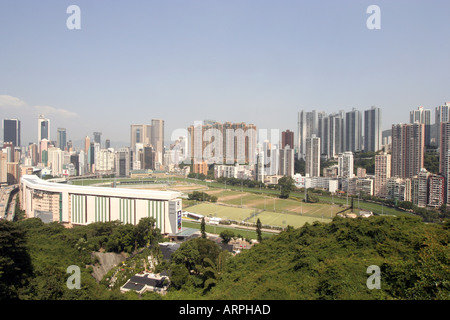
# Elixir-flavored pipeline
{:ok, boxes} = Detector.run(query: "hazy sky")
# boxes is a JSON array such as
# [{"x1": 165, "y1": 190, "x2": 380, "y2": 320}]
[{"x1": 1, "y1": 0, "x2": 450, "y2": 147}]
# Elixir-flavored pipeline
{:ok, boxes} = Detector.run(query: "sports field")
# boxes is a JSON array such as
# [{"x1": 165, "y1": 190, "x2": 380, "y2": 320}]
[
  {"x1": 256, "y1": 211, "x2": 331, "y2": 228},
  {"x1": 185, "y1": 203, "x2": 256, "y2": 222}
]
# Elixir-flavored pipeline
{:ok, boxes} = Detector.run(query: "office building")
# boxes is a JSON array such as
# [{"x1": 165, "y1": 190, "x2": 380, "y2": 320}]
[
  {"x1": 3, "y1": 119, "x2": 21, "y2": 148},
  {"x1": 364, "y1": 107, "x2": 382, "y2": 152},
  {"x1": 93, "y1": 132, "x2": 102, "y2": 146},
  {"x1": 115, "y1": 147, "x2": 130, "y2": 177},
  {"x1": 38, "y1": 115, "x2": 50, "y2": 143},
  {"x1": 57, "y1": 128, "x2": 67, "y2": 151}
]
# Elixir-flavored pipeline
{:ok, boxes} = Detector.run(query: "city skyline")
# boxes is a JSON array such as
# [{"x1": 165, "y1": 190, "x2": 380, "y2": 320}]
[{"x1": 1, "y1": 1, "x2": 450, "y2": 145}]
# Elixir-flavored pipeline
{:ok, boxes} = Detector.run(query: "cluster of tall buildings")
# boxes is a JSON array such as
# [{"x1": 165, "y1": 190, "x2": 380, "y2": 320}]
[
  {"x1": 3, "y1": 101, "x2": 450, "y2": 212},
  {"x1": 297, "y1": 106, "x2": 382, "y2": 161}
]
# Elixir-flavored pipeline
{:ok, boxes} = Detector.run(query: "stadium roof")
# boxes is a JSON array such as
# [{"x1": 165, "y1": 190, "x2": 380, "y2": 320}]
[{"x1": 21, "y1": 175, "x2": 181, "y2": 201}]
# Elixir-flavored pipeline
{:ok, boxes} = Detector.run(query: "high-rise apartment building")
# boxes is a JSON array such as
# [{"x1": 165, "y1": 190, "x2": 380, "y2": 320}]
[
  {"x1": 427, "y1": 174, "x2": 445, "y2": 208},
  {"x1": 338, "y1": 152, "x2": 354, "y2": 178},
  {"x1": 374, "y1": 153, "x2": 391, "y2": 198},
  {"x1": 345, "y1": 109, "x2": 362, "y2": 152},
  {"x1": 151, "y1": 119, "x2": 164, "y2": 168},
  {"x1": 412, "y1": 169, "x2": 430, "y2": 208},
  {"x1": 435, "y1": 102, "x2": 450, "y2": 148},
  {"x1": 281, "y1": 130, "x2": 294, "y2": 149},
  {"x1": 297, "y1": 110, "x2": 320, "y2": 159},
  {"x1": 279, "y1": 145, "x2": 295, "y2": 177},
  {"x1": 410, "y1": 106, "x2": 431, "y2": 146},
  {"x1": 364, "y1": 107, "x2": 382, "y2": 152},
  {"x1": 391, "y1": 123, "x2": 425, "y2": 179},
  {"x1": 305, "y1": 135, "x2": 320, "y2": 177},
  {"x1": 187, "y1": 121, "x2": 257, "y2": 166},
  {"x1": 3, "y1": 119, "x2": 21, "y2": 148}
]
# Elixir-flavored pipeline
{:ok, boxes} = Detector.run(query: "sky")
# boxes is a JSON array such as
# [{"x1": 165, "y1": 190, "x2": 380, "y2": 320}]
[{"x1": 1, "y1": 0, "x2": 450, "y2": 147}]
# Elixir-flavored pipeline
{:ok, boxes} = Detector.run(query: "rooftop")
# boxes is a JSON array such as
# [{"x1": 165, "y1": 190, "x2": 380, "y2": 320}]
[{"x1": 21, "y1": 175, "x2": 181, "y2": 201}]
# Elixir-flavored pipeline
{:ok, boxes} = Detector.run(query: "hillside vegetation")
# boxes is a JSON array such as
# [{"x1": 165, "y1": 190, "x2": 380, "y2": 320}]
[{"x1": 1, "y1": 215, "x2": 448, "y2": 300}]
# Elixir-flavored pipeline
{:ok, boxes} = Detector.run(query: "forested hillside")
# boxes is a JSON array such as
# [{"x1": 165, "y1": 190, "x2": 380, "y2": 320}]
[{"x1": 1, "y1": 215, "x2": 448, "y2": 300}]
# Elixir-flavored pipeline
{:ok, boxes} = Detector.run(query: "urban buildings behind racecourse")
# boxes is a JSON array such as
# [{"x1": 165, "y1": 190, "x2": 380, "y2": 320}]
[{"x1": 2, "y1": 103, "x2": 450, "y2": 223}]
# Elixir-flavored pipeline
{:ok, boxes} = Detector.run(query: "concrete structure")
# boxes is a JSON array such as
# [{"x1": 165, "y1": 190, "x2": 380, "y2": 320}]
[
  {"x1": 435, "y1": 102, "x2": 450, "y2": 148},
  {"x1": 364, "y1": 107, "x2": 382, "y2": 152},
  {"x1": 20, "y1": 175, "x2": 183, "y2": 234},
  {"x1": 374, "y1": 153, "x2": 391, "y2": 198},
  {"x1": 391, "y1": 123, "x2": 425, "y2": 179},
  {"x1": 279, "y1": 145, "x2": 295, "y2": 177},
  {"x1": 427, "y1": 174, "x2": 445, "y2": 208},
  {"x1": 338, "y1": 152, "x2": 354, "y2": 178},
  {"x1": 345, "y1": 109, "x2": 362, "y2": 152},
  {"x1": 281, "y1": 130, "x2": 294, "y2": 149},
  {"x1": 410, "y1": 106, "x2": 431, "y2": 146},
  {"x1": 3, "y1": 119, "x2": 21, "y2": 148},
  {"x1": 38, "y1": 115, "x2": 50, "y2": 144},
  {"x1": 305, "y1": 135, "x2": 320, "y2": 177},
  {"x1": 57, "y1": 128, "x2": 66, "y2": 151}
]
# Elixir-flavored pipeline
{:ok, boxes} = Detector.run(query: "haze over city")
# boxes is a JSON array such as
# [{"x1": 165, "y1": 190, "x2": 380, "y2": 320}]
[{"x1": 1, "y1": 0, "x2": 450, "y2": 146}]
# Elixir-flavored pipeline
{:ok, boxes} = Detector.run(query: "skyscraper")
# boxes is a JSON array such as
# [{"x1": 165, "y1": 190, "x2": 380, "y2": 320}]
[
  {"x1": 38, "y1": 115, "x2": 50, "y2": 143},
  {"x1": 410, "y1": 106, "x2": 431, "y2": 146},
  {"x1": 391, "y1": 123, "x2": 425, "y2": 179},
  {"x1": 305, "y1": 135, "x2": 321, "y2": 177},
  {"x1": 281, "y1": 130, "x2": 294, "y2": 149},
  {"x1": 338, "y1": 152, "x2": 354, "y2": 178},
  {"x1": 374, "y1": 153, "x2": 391, "y2": 198},
  {"x1": 115, "y1": 147, "x2": 130, "y2": 177},
  {"x1": 151, "y1": 119, "x2": 164, "y2": 168},
  {"x1": 93, "y1": 132, "x2": 102, "y2": 146},
  {"x1": 364, "y1": 107, "x2": 382, "y2": 152},
  {"x1": 57, "y1": 128, "x2": 67, "y2": 151},
  {"x1": 279, "y1": 145, "x2": 295, "y2": 177},
  {"x1": 345, "y1": 109, "x2": 362, "y2": 152},
  {"x1": 3, "y1": 119, "x2": 21, "y2": 147},
  {"x1": 297, "y1": 110, "x2": 319, "y2": 159},
  {"x1": 435, "y1": 102, "x2": 450, "y2": 149}
]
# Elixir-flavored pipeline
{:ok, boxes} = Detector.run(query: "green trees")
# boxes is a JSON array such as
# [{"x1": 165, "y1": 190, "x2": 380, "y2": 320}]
[
  {"x1": 0, "y1": 220, "x2": 33, "y2": 299},
  {"x1": 206, "y1": 215, "x2": 449, "y2": 300},
  {"x1": 219, "y1": 230, "x2": 235, "y2": 244},
  {"x1": 188, "y1": 191, "x2": 217, "y2": 203},
  {"x1": 256, "y1": 218, "x2": 262, "y2": 243},
  {"x1": 170, "y1": 238, "x2": 224, "y2": 293},
  {"x1": 201, "y1": 217, "x2": 207, "y2": 238},
  {"x1": 278, "y1": 176, "x2": 295, "y2": 199}
]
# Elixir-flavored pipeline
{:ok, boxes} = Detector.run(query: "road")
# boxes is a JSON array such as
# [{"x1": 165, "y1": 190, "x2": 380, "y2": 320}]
[{"x1": 0, "y1": 185, "x2": 19, "y2": 221}]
